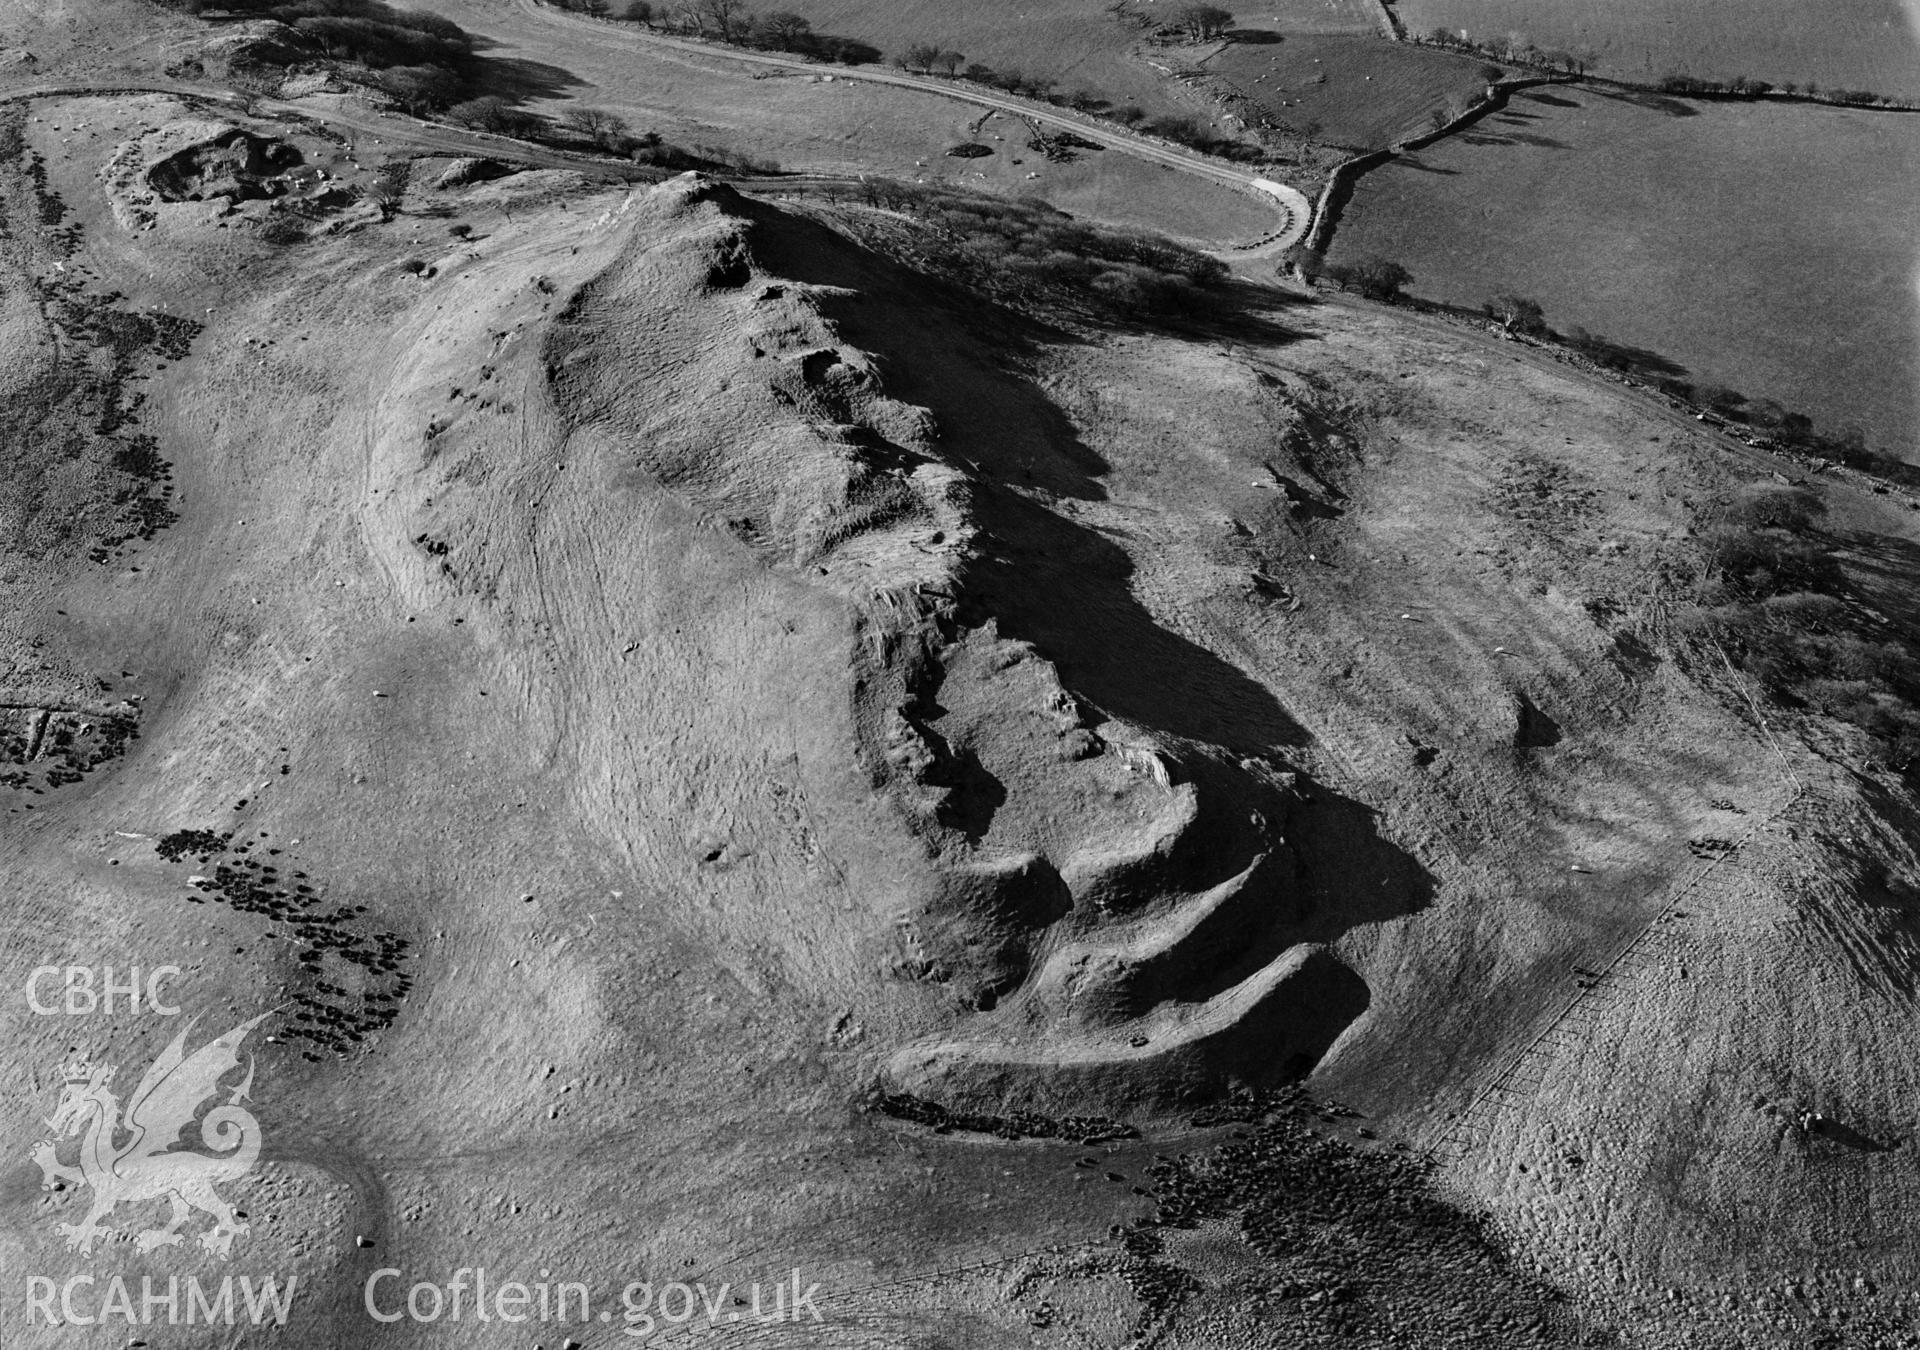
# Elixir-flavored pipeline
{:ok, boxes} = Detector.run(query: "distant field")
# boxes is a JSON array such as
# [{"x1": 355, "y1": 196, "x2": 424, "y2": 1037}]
[
  {"x1": 744, "y1": 0, "x2": 1183, "y2": 115},
  {"x1": 409, "y1": 0, "x2": 1285, "y2": 245},
  {"x1": 1251, "y1": 0, "x2": 1383, "y2": 35},
  {"x1": 1326, "y1": 87, "x2": 1920, "y2": 457},
  {"x1": 1392, "y1": 0, "x2": 1920, "y2": 94},
  {"x1": 1208, "y1": 33, "x2": 1499, "y2": 148}
]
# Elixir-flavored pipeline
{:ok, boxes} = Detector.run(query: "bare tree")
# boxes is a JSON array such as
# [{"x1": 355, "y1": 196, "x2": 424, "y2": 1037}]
[
  {"x1": 1326, "y1": 255, "x2": 1411, "y2": 301},
  {"x1": 931, "y1": 49, "x2": 964, "y2": 75},
  {"x1": 363, "y1": 163, "x2": 410, "y2": 222},
  {"x1": 753, "y1": 10, "x2": 812, "y2": 49},
  {"x1": 691, "y1": 0, "x2": 749, "y2": 42},
  {"x1": 899, "y1": 42, "x2": 940, "y2": 72},
  {"x1": 562, "y1": 106, "x2": 632, "y2": 150},
  {"x1": 1484, "y1": 293, "x2": 1546, "y2": 335},
  {"x1": 1170, "y1": 4, "x2": 1232, "y2": 40}
]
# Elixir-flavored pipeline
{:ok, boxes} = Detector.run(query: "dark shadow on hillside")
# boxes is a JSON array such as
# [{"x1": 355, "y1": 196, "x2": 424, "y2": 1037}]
[
  {"x1": 733, "y1": 192, "x2": 1310, "y2": 750},
  {"x1": 1460, "y1": 118, "x2": 1572, "y2": 148},
  {"x1": 1810, "y1": 1117, "x2": 1900, "y2": 1152},
  {"x1": 1597, "y1": 87, "x2": 1701, "y2": 117},
  {"x1": 1831, "y1": 530, "x2": 1920, "y2": 635},
  {"x1": 1558, "y1": 330, "x2": 1689, "y2": 381},
  {"x1": 1104, "y1": 762, "x2": 1433, "y2": 1016},
  {"x1": 1228, "y1": 28, "x2": 1285, "y2": 43},
  {"x1": 1286, "y1": 780, "x2": 1435, "y2": 942},
  {"x1": 1519, "y1": 89, "x2": 1581, "y2": 107},
  {"x1": 1395, "y1": 155, "x2": 1460, "y2": 175},
  {"x1": 961, "y1": 488, "x2": 1307, "y2": 750},
  {"x1": 1177, "y1": 277, "x2": 1313, "y2": 348},
  {"x1": 469, "y1": 52, "x2": 588, "y2": 104}
]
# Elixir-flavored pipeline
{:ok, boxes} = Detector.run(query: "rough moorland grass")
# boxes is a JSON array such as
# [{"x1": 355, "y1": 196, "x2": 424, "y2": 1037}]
[
  {"x1": 1393, "y1": 0, "x2": 1920, "y2": 95},
  {"x1": 1326, "y1": 87, "x2": 1920, "y2": 459},
  {"x1": 1673, "y1": 486, "x2": 1920, "y2": 769}
]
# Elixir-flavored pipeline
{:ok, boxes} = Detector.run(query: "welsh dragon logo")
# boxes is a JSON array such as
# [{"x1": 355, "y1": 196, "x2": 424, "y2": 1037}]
[{"x1": 31, "y1": 1014, "x2": 267, "y2": 1257}]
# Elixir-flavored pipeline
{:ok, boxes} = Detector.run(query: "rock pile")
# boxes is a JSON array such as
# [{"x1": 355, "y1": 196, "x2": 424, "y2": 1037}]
[{"x1": 875, "y1": 1091, "x2": 1137, "y2": 1145}]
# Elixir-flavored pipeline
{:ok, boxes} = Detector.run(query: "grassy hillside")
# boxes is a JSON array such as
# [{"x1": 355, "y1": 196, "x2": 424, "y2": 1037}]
[{"x1": 13, "y1": 12, "x2": 1920, "y2": 1348}]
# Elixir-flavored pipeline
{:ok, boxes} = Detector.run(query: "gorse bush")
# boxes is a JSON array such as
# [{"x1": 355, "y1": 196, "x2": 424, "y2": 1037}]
[
  {"x1": 163, "y1": 0, "x2": 486, "y2": 111},
  {"x1": 1676, "y1": 485, "x2": 1920, "y2": 769},
  {"x1": 179, "y1": 0, "x2": 472, "y2": 63},
  {"x1": 554, "y1": 0, "x2": 882, "y2": 62},
  {"x1": 847, "y1": 180, "x2": 1227, "y2": 322}
]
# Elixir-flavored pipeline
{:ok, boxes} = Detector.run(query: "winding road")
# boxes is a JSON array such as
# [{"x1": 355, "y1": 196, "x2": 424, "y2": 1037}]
[
  {"x1": 0, "y1": 2, "x2": 1314, "y2": 258},
  {"x1": 504, "y1": 0, "x2": 1308, "y2": 241},
  {"x1": 496, "y1": 0, "x2": 1310, "y2": 251}
]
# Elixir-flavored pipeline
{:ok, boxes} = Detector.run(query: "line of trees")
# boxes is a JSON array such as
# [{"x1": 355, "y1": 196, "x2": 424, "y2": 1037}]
[
  {"x1": 1168, "y1": 5, "x2": 1233, "y2": 42},
  {"x1": 1414, "y1": 27, "x2": 1589, "y2": 74},
  {"x1": 1470, "y1": 294, "x2": 1920, "y2": 498},
  {"x1": 1289, "y1": 250, "x2": 1412, "y2": 301},
  {"x1": 898, "y1": 43, "x2": 965, "y2": 76},
  {"x1": 552, "y1": 0, "x2": 881, "y2": 63},
  {"x1": 1654, "y1": 71, "x2": 1914, "y2": 107},
  {"x1": 1415, "y1": 26, "x2": 1918, "y2": 108}
]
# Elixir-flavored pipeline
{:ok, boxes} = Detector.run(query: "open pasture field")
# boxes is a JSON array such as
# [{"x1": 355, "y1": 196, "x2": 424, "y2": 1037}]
[
  {"x1": 1249, "y1": 0, "x2": 1383, "y2": 35},
  {"x1": 716, "y1": 0, "x2": 1181, "y2": 114},
  {"x1": 1327, "y1": 87, "x2": 1920, "y2": 457},
  {"x1": 1208, "y1": 32, "x2": 1500, "y2": 147},
  {"x1": 1393, "y1": 0, "x2": 1920, "y2": 94}
]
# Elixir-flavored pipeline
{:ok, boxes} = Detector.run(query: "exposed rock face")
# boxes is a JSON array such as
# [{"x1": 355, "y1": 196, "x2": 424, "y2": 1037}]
[
  {"x1": 417, "y1": 175, "x2": 1398, "y2": 1118},
  {"x1": 146, "y1": 127, "x2": 303, "y2": 202}
]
